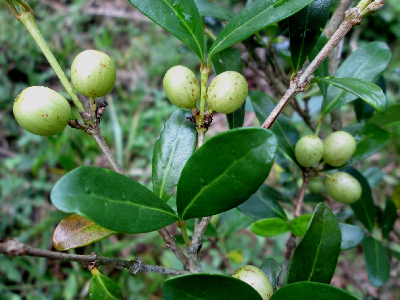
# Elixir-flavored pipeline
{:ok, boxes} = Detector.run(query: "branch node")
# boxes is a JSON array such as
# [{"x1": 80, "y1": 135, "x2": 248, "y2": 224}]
[{"x1": 131, "y1": 258, "x2": 142, "y2": 275}]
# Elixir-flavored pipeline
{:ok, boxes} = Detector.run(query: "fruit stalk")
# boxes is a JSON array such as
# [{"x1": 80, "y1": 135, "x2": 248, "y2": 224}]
[
  {"x1": 14, "y1": 3, "x2": 85, "y2": 112},
  {"x1": 196, "y1": 62, "x2": 211, "y2": 148}
]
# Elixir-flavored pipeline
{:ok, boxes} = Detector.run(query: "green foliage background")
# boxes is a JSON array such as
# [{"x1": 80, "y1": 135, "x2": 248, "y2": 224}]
[{"x1": 0, "y1": 0, "x2": 399, "y2": 299}]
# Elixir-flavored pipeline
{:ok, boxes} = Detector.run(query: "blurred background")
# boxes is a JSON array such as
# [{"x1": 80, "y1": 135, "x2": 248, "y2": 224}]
[{"x1": 0, "y1": 0, "x2": 399, "y2": 299}]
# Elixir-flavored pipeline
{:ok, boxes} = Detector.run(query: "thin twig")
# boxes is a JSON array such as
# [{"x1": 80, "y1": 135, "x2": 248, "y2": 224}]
[
  {"x1": 295, "y1": 174, "x2": 310, "y2": 217},
  {"x1": 324, "y1": 0, "x2": 354, "y2": 39},
  {"x1": 262, "y1": 7, "x2": 364, "y2": 129},
  {"x1": 187, "y1": 217, "x2": 211, "y2": 272},
  {"x1": 158, "y1": 228, "x2": 189, "y2": 270},
  {"x1": 0, "y1": 239, "x2": 188, "y2": 276}
]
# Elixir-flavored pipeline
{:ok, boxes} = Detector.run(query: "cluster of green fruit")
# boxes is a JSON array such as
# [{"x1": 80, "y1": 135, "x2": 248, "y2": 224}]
[
  {"x1": 13, "y1": 50, "x2": 116, "y2": 136},
  {"x1": 295, "y1": 131, "x2": 362, "y2": 204},
  {"x1": 163, "y1": 65, "x2": 248, "y2": 114}
]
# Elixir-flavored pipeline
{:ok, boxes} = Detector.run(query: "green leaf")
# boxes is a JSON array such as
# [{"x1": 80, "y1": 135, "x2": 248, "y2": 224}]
[
  {"x1": 260, "y1": 258, "x2": 281, "y2": 292},
  {"x1": 238, "y1": 189, "x2": 288, "y2": 220},
  {"x1": 269, "y1": 281, "x2": 359, "y2": 300},
  {"x1": 251, "y1": 218, "x2": 290, "y2": 237},
  {"x1": 152, "y1": 109, "x2": 197, "y2": 202},
  {"x1": 289, "y1": 0, "x2": 331, "y2": 72},
  {"x1": 354, "y1": 77, "x2": 385, "y2": 122},
  {"x1": 313, "y1": 77, "x2": 387, "y2": 115},
  {"x1": 53, "y1": 214, "x2": 115, "y2": 251},
  {"x1": 341, "y1": 123, "x2": 391, "y2": 167},
  {"x1": 290, "y1": 214, "x2": 313, "y2": 236},
  {"x1": 309, "y1": 35, "x2": 329, "y2": 97},
  {"x1": 381, "y1": 198, "x2": 398, "y2": 239},
  {"x1": 162, "y1": 273, "x2": 263, "y2": 300},
  {"x1": 177, "y1": 127, "x2": 277, "y2": 220},
  {"x1": 343, "y1": 167, "x2": 376, "y2": 232},
  {"x1": 89, "y1": 272, "x2": 123, "y2": 300},
  {"x1": 324, "y1": 42, "x2": 391, "y2": 115},
  {"x1": 339, "y1": 223, "x2": 364, "y2": 251},
  {"x1": 218, "y1": 208, "x2": 255, "y2": 237},
  {"x1": 208, "y1": 0, "x2": 318, "y2": 59},
  {"x1": 249, "y1": 90, "x2": 300, "y2": 163},
  {"x1": 369, "y1": 103, "x2": 400, "y2": 127},
  {"x1": 128, "y1": 0, "x2": 205, "y2": 60},
  {"x1": 287, "y1": 203, "x2": 341, "y2": 284},
  {"x1": 391, "y1": 250, "x2": 400, "y2": 262},
  {"x1": 363, "y1": 236, "x2": 391, "y2": 287},
  {"x1": 51, "y1": 166, "x2": 180, "y2": 234},
  {"x1": 210, "y1": 46, "x2": 245, "y2": 129},
  {"x1": 195, "y1": 0, "x2": 235, "y2": 21}
]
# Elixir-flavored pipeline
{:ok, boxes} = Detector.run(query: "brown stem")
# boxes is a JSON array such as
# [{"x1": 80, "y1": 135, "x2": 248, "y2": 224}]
[
  {"x1": 262, "y1": 7, "x2": 364, "y2": 129},
  {"x1": 187, "y1": 216, "x2": 211, "y2": 272},
  {"x1": 295, "y1": 174, "x2": 310, "y2": 217},
  {"x1": 0, "y1": 239, "x2": 188, "y2": 276},
  {"x1": 158, "y1": 228, "x2": 189, "y2": 270},
  {"x1": 324, "y1": 0, "x2": 354, "y2": 39}
]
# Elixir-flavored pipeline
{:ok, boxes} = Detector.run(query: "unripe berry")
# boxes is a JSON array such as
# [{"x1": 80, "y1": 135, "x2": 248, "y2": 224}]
[
  {"x1": 207, "y1": 71, "x2": 248, "y2": 114},
  {"x1": 71, "y1": 50, "x2": 116, "y2": 98},
  {"x1": 308, "y1": 178, "x2": 324, "y2": 194},
  {"x1": 13, "y1": 86, "x2": 71, "y2": 136},
  {"x1": 163, "y1": 65, "x2": 200, "y2": 108},
  {"x1": 323, "y1": 131, "x2": 356, "y2": 167},
  {"x1": 232, "y1": 265, "x2": 273, "y2": 300},
  {"x1": 325, "y1": 172, "x2": 362, "y2": 204},
  {"x1": 294, "y1": 135, "x2": 324, "y2": 167}
]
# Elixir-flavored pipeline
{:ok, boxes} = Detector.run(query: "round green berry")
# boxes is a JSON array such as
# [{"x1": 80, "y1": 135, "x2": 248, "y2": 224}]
[
  {"x1": 13, "y1": 86, "x2": 71, "y2": 136},
  {"x1": 295, "y1": 135, "x2": 324, "y2": 167},
  {"x1": 323, "y1": 131, "x2": 356, "y2": 167},
  {"x1": 325, "y1": 172, "x2": 362, "y2": 204},
  {"x1": 71, "y1": 50, "x2": 116, "y2": 98},
  {"x1": 163, "y1": 65, "x2": 200, "y2": 108},
  {"x1": 308, "y1": 178, "x2": 324, "y2": 194},
  {"x1": 207, "y1": 71, "x2": 248, "y2": 114},
  {"x1": 232, "y1": 265, "x2": 273, "y2": 300}
]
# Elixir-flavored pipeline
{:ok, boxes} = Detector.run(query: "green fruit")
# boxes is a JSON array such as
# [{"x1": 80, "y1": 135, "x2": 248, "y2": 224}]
[
  {"x1": 308, "y1": 178, "x2": 324, "y2": 194},
  {"x1": 163, "y1": 65, "x2": 200, "y2": 108},
  {"x1": 325, "y1": 172, "x2": 362, "y2": 204},
  {"x1": 294, "y1": 135, "x2": 324, "y2": 167},
  {"x1": 323, "y1": 131, "x2": 356, "y2": 167},
  {"x1": 13, "y1": 86, "x2": 71, "y2": 136},
  {"x1": 207, "y1": 71, "x2": 248, "y2": 114},
  {"x1": 71, "y1": 50, "x2": 116, "y2": 98},
  {"x1": 232, "y1": 265, "x2": 273, "y2": 300}
]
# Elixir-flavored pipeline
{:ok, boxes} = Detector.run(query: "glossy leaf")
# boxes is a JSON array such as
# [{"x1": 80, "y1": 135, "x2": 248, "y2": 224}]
[
  {"x1": 339, "y1": 223, "x2": 364, "y2": 251},
  {"x1": 354, "y1": 77, "x2": 386, "y2": 122},
  {"x1": 313, "y1": 77, "x2": 387, "y2": 115},
  {"x1": 369, "y1": 103, "x2": 400, "y2": 127},
  {"x1": 128, "y1": 0, "x2": 205, "y2": 60},
  {"x1": 238, "y1": 189, "x2": 287, "y2": 220},
  {"x1": 210, "y1": 46, "x2": 245, "y2": 129},
  {"x1": 381, "y1": 198, "x2": 398, "y2": 239},
  {"x1": 344, "y1": 167, "x2": 376, "y2": 232},
  {"x1": 53, "y1": 214, "x2": 115, "y2": 251},
  {"x1": 251, "y1": 218, "x2": 290, "y2": 237},
  {"x1": 152, "y1": 109, "x2": 197, "y2": 202},
  {"x1": 341, "y1": 123, "x2": 391, "y2": 167},
  {"x1": 177, "y1": 127, "x2": 277, "y2": 220},
  {"x1": 249, "y1": 90, "x2": 300, "y2": 163},
  {"x1": 218, "y1": 208, "x2": 255, "y2": 237},
  {"x1": 260, "y1": 258, "x2": 281, "y2": 292},
  {"x1": 270, "y1": 282, "x2": 359, "y2": 300},
  {"x1": 208, "y1": 0, "x2": 318, "y2": 59},
  {"x1": 363, "y1": 236, "x2": 391, "y2": 287},
  {"x1": 162, "y1": 273, "x2": 263, "y2": 300},
  {"x1": 195, "y1": 0, "x2": 235, "y2": 21},
  {"x1": 309, "y1": 35, "x2": 329, "y2": 97},
  {"x1": 51, "y1": 166, "x2": 180, "y2": 234},
  {"x1": 324, "y1": 42, "x2": 391, "y2": 115},
  {"x1": 287, "y1": 203, "x2": 341, "y2": 284},
  {"x1": 289, "y1": 0, "x2": 331, "y2": 72},
  {"x1": 89, "y1": 271, "x2": 123, "y2": 300},
  {"x1": 290, "y1": 214, "x2": 312, "y2": 236}
]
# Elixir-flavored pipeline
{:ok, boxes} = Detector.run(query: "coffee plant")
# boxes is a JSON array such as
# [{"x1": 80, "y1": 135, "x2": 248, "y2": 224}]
[{"x1": 1, "y1": 0, "x2": 399, "y2": 299}]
